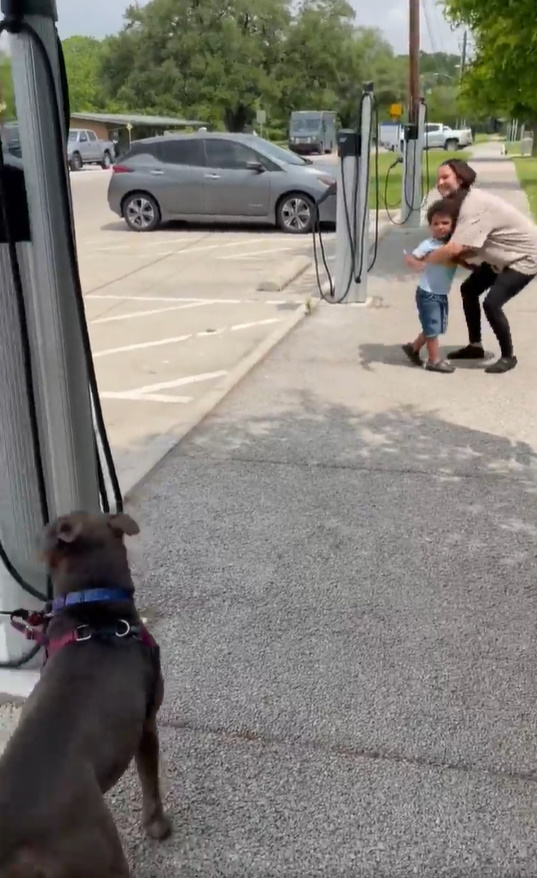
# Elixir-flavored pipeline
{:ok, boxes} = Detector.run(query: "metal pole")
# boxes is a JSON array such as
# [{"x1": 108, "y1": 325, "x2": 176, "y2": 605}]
[
  {"x1": 408, "y1": 0, "x2": 420, "y2": 126},
  {"x1": 334, "y1": 128, "x2": 358, "y2": 303},
  {"x1": 3, "y1": 0, "x2": 101, "y2": 516},
  {"x1": 0, "y1": 227, "x2": 47, "y2": 667},
  {"x1": 401, "y1": 0, "x2": 423, "y2": 229}
]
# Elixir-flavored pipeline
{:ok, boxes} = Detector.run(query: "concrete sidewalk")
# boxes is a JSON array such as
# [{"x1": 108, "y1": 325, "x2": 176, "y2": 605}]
[{"x1": 5, "y1": 146, "x2": 537, "y2": 875}]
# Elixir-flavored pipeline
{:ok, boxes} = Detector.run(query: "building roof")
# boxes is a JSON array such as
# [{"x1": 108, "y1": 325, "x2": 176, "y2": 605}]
[{"x1": 70, "y1": 112, "x2": 206, "y2": 128}]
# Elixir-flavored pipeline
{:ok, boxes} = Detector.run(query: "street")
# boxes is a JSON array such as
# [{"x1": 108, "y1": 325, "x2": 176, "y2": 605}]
[{"x1": 72, "y1": 166, "x2": 335, "y2": 484}]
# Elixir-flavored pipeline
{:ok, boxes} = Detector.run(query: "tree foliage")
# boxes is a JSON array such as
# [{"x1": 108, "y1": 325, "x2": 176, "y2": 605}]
[
  {"x1": 443, "y1": 0, "x2": 537, "y2": 130},
  {"x1": 50, "y1": 0, "x2": 463, "y2": 135}
]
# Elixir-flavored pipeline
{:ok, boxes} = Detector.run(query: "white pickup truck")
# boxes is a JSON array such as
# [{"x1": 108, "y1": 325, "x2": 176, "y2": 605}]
[
  {"x1": 67, "y1": 128, "x2": 115, "y2": 171},
  {"x1": 422, "y1": 123, "x2": 473, "y2": 150},
  {"x1": 380, "y1": 122, "x2": 473, "y2": 152}
]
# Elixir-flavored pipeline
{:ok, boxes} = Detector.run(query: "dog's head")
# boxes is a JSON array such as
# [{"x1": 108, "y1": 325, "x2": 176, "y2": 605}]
[{"x1": 41, "y1": 511, "x2": 140, "y2": 596}]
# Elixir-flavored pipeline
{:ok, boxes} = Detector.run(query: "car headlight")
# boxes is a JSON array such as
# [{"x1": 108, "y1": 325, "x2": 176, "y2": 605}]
[{"x1": 317, "y1": 175, "x2": 336, "y2": 188}]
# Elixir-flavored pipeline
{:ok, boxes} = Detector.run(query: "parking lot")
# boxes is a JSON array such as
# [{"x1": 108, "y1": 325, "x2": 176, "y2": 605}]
[{"x1": 72, "y1": 165, "x2": 335, "y2": 484}]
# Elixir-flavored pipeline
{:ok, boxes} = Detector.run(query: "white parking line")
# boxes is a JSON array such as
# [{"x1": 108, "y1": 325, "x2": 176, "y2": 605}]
[
  {"x1": 93, "y1": 318, "x2": 281, "y2": 358},
  {"x1": 219, "y1": 245, "x2": 295, "y2": 261},
  {"x1": 91, "y1": 301, "x2": 213, "y2": 325},
  {"x1": 101, "y1": 369, "x2": 227, "y2": 403}
]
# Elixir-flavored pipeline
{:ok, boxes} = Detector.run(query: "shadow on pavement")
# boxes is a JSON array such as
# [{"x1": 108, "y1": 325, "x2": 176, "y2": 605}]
[{"x1": 111, "y1": 380, "x2": 537, "y2": 875}]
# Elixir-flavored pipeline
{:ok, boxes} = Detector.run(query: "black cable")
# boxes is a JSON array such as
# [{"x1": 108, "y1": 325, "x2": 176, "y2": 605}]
[
  {"x1": 1, "y1": 17, "x2": 124, "y2": 516},
  {"x1": 368, "y1": 94, "x2": 380, "y2": 273}
]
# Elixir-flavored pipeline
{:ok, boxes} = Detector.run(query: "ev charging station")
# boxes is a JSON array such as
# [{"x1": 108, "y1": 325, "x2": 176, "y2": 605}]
[
  {"x1": 400, "y1": 98, "x2": 426, "y2": 227},
  {"x1": 0, "y1": 0, "x2": 118, "y2": 676},
  {"x1": 333, "y1": 83, "x2": 374, "y2": 305},
  {"x1": 331, "y1": 86, "x2": 426, "y2": 306}
]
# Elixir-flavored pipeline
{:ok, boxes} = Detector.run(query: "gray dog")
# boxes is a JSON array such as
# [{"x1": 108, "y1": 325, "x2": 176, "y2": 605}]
[{"x1": 0, "y1": 511, "x2": 171, "y2": 877}]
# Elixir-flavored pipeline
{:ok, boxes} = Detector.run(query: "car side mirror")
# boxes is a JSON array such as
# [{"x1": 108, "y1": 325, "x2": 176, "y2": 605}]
[{"x1": 246, "y1": 160, "x2": 265, "y2": 173}]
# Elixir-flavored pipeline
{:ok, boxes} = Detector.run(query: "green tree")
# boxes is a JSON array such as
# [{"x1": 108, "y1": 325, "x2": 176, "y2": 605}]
[
  {"x1": 0, "y1": 52, "x2": 15, "y2": 120},
  {"x1": 443, "y1": 0, "x2": 537, "y2": 151},
  {"x1": 99, "y1": 0, "x2": 291, "y2": 130},
  {"x1": 62, "y1": 36, "x2": 105, "y2": 112}
]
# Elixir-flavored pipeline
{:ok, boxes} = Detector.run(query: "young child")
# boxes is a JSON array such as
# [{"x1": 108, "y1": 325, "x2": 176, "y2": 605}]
[{"x1": 402, "y1": 200, "x2": 460, "y2": 373}]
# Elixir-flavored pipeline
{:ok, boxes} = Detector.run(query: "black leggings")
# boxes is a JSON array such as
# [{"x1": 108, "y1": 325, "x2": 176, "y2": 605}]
[{"x1": 461, "y1": 263, "x2": 535, "y2": 357}]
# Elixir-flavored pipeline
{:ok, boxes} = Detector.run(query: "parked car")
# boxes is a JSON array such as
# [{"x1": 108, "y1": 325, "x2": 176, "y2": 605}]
[
  {"x1": 421, "y1": 123, "x2": 473, "y2": 150},
  {"x1": 107, "y1": 132, "x2": 337, "y2": 234},
  {"x1": 68, "y1": 128, "x2": 115, "y2": 171}
]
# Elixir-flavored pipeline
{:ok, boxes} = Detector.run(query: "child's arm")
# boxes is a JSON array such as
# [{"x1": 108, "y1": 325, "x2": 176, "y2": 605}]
[
  {"x1": 404, "y1": 239, "x2": 434, "y2": 272},
  {"x1": 404, "y1": 251, "x2": 425, "y2": 271}
]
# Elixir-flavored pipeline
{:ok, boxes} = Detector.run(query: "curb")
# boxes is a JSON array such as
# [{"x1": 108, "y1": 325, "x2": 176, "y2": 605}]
[
  {"x1": 123, "y1": 301, "x2": 315, "y2": 500},
  {"x1": 257, "y1": 255, "x2": 311, "y2": 292}
]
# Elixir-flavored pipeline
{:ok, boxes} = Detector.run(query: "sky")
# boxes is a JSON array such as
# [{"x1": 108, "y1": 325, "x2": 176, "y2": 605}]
[{"x1": 53, "y1": 0, "x2": 464, "y2": 57}]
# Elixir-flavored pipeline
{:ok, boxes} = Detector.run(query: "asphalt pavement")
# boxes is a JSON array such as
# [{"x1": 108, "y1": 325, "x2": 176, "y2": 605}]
[{"x1": 93, "y1": 144, "x2": 537, "y2": 875}]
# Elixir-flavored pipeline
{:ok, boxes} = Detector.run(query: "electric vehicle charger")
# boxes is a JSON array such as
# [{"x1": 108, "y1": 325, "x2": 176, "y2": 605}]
[
  {"x1": 385, "y1": 102, "x2": 431, "y2": 227},
  {"x1": 311, "y1": 90, "x2": 381, "y2": 303},
  {"x1": 0, "y1": 12, "x2": 123, "y2": 667}
]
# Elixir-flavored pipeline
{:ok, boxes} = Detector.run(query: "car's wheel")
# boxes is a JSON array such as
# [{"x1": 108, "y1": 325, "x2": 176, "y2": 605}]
[
  {"x1": 69, "y1": 152, "x2": 82, "y2": 171},
  {"x1": 277, "y1": 192, "x2": 315, "y2": 234},
  {"x1": 444, "y1": 138, "x2": 458, "y2": 151},
  {"x1": 122, "y1": 192, "x2": 161, "y2": 232},
  {"x1": 100, "y1": 151, "x2": 112, "y2": 169}
]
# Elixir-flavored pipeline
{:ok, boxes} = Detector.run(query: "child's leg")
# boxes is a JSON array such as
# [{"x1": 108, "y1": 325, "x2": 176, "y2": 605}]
[
  {"x1": 412, "y1": 331, "x2": 426, "y2": 352},
  {"x1": 425, "y1": 336, "x2": 440, "y2": 363}
]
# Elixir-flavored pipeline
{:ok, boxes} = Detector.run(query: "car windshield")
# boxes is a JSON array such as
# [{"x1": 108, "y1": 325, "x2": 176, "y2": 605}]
[
  {"x1": 290, "y1": 117, "x2": 321, "y2": 133},
  {"x1": 68, "y1": 131, "x2": 78, "y2": 141},
  {"x1": 254, "y1": 139, "x2": 309, "y2": 166}
]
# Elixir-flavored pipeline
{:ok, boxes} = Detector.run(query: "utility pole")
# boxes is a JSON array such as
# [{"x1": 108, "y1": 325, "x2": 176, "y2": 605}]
[
  {"x1": 409, "y1": 0, "x2": 420, "y2": 125},
  {"x1": 457, "y1": 30, "x2": 468, "y2": 129},
  {"x1": 460, "y1": 30, "x2": 468, "y2": 79},
  {"x1": 401, "y1": 0, "x2": 425, "y2": 226}
]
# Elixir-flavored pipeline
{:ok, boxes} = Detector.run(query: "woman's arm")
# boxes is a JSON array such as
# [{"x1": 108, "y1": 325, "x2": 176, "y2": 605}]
[{"x1": 424, "y1": 240, "x2": 473, "y2": 264}]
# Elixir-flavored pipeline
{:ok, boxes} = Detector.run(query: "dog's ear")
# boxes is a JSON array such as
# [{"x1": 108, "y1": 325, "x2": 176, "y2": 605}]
[
  {"x1": 41, "y1": 516, "x2": 84, "y2": 554},
  {"x1": 107, "y1": 513, "x2": 140, "y2": 538}
]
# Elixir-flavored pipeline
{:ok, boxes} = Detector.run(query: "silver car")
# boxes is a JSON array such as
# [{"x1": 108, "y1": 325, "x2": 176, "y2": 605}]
[{"x1": 107, "y1": 132, "x2": 337, "y2": 234}]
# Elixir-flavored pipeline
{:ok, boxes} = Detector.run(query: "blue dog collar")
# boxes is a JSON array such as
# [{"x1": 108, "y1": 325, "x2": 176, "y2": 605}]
[{"x1": 51, "y1": 588, "x2": 133, "y2": 614}]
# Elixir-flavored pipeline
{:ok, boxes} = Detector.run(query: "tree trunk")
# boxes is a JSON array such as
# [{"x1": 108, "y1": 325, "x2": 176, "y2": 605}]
[{"x1": 530, "y1": 122, "x2": 537, "y2": 157}]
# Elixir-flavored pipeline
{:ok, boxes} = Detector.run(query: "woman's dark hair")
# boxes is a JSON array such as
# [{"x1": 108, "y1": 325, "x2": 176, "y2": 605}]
[{"x1": 439, "y1": 158, "x2": 477, "y2": 190}]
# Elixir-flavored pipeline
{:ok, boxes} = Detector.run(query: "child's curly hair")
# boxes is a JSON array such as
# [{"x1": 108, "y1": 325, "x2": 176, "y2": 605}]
[{"x1": 426, "y1": 197, "x2": 460, "y2": 227}]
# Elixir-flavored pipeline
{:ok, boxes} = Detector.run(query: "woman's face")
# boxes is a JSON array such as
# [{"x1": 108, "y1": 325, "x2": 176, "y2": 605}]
[{"x1": 437, "y1": 163, "x2": 460, "y2": 197}]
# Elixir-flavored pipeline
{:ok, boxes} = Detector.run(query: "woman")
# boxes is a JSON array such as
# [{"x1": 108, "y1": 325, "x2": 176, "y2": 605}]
[{"x1": 426, "y1": 158, "x2": 537, "y2": 373}]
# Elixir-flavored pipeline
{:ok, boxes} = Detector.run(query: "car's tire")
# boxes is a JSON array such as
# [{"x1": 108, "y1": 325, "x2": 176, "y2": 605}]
[
  {"x1": 69, "y1": 152, "x2": 83, "y2": 171},
  {"x1": 100, "y1": 151, "x2": 112, "y2": 169},
  {"x1": 122, "y1": 192, "x2": 161, "y2": 232},
  {"x1": 444, "y1": 138, "x2": 459, "y2": 151},
  {"x1": 276, "y1": 192, "x2": 315, "y2": 234}
]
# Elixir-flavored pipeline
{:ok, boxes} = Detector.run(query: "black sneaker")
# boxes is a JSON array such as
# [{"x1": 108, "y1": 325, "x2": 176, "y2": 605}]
[
  {"x1": 402, "y1": 343, "x2": 422, "y2": 367},
  {"x1": 426, "y1": 359, "x2": 455, "y2": 373},
  {"x1": 447, "y1": 345, "x2": 485, "y2": 360},
  {"x1": 484, "y1": 356, "x2": 518, "y2": 374}
]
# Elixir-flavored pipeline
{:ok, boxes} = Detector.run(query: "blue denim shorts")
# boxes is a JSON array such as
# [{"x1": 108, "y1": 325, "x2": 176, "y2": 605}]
[{"x1": 416, "y1": 288, "x2": 449, "y2": 338}]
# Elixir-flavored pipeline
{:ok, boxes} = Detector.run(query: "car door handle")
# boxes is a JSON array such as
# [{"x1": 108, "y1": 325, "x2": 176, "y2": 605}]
[
  {"x1": 204, "y1": 173, "x2": 221, "y2": 179},
  {"x1": 150, "y1": 169, "x2": 164, "y2": 175}
]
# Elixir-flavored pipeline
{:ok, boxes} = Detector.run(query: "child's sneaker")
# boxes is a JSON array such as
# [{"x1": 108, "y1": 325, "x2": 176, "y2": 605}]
[
  {"x1": 402, "y1": 343, "x2": 422, "y2": 367},
  {"x1": 426, "y1": 359, "x2": 455, "y2": 373}
]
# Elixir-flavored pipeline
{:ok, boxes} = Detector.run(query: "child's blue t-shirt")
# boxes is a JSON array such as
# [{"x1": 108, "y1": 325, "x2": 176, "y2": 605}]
[{"x1": 413, "y1": 238, "x2": 457, "y2": 296}]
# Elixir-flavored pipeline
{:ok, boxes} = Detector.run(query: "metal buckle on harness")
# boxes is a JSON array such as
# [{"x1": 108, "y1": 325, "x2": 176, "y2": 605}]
[
  {"x1": 75, "y1": 625, "x2": 92, "y2": 642},
  {"x1": 115, "y1": 619, "x2": 131, "y2": 638}
]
